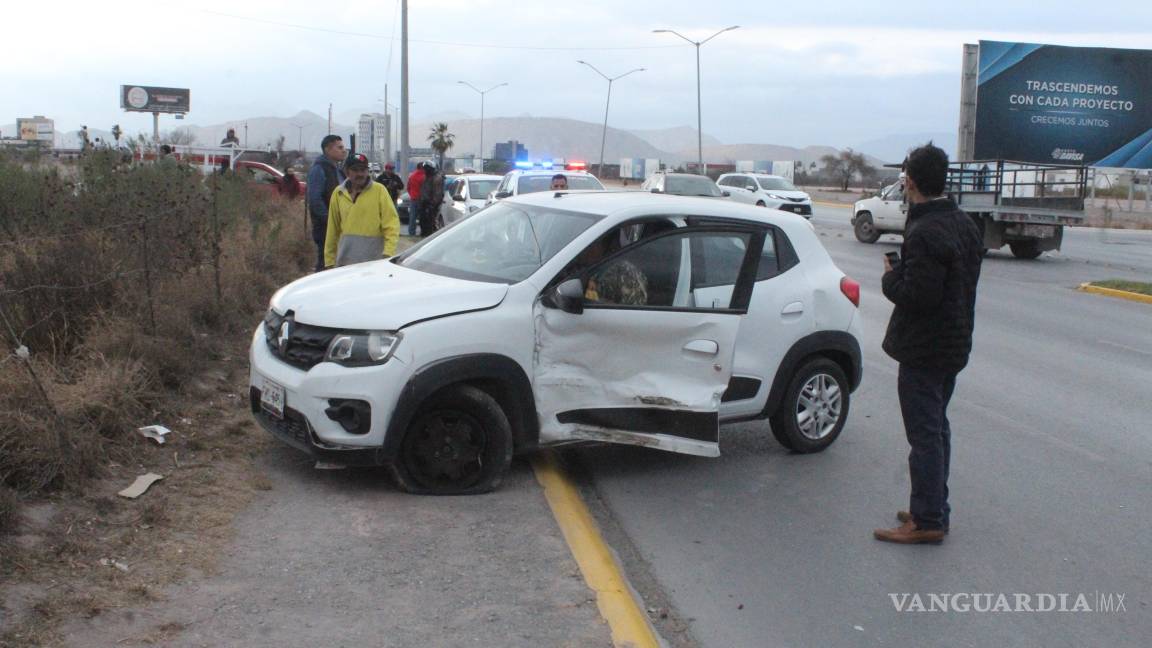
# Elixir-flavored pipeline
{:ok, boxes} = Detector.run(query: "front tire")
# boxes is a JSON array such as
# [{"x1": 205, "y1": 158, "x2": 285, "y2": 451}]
[
  {"x1": 390, "y1": 384, "x2": 513, "y2": 495},
  {"x1": 853, "y1": 212, "x2": 881, "y2": 243},
  {"x1": 1009, "y1": 240, "x2": 1042, "y2": 259},
  {"x1": 755, "y1": 200, "x2": 766, "y2": 207},
  {"x1": 769, "y1": 358, "x2": 850, "y2": 453}
]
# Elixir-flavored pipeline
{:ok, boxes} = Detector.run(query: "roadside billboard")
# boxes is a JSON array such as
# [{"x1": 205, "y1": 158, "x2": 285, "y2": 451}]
[
  {"x1": 16, "y1": 117, "x2": 53, "y2": 142},
  {"x1": 973, "y1": 41, "x2": 1152, "y2": 168},
  {"x1": 120, "y1": 85, "x2": 191, "y2": 113}
]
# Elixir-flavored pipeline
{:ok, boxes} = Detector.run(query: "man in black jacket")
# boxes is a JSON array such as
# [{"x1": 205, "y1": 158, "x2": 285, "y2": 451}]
[
  {"x1": 376, "y1": 162, "x2": 405, "y2": 202},
  {"x1": 874, "y1": 143, "x2": 983, "y2": 545}
]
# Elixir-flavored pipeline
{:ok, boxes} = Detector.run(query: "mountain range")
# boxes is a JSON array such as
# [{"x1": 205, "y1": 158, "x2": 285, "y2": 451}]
[{"x1": 5, "y1": 110, "x2": 918, "y2": 165}]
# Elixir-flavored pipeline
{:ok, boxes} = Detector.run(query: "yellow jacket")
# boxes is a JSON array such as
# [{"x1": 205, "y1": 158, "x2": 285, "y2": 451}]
[{"x1": 324, "y1": 180, "x2": 400, "y2": 268}]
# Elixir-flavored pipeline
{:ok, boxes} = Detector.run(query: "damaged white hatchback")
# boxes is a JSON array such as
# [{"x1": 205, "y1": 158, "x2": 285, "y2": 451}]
[{"x1": 249, "y1": 191, "x2": 864, "y2": 494}]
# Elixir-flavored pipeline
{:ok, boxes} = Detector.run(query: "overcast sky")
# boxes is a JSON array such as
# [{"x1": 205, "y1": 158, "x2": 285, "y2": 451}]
[{"x1": 4, "y1": 0, "x2": 1151, "y2": 148}]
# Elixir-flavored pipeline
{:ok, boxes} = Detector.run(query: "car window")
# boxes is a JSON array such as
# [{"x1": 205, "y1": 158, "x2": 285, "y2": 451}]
[
  {"x1": 756, "y1": 228, "x2": 781, "y2": 281},
  {"x1": 469, "y1": 180, "x2": 498, "y2": 199},
  {"x1": 758, "y1": 177, "x2": 797, "y2": 191},
  {"x1": 395, "y1": 202, "x2": 600, "y2": 283},
  {"x1": 585, "y1": 230, "x2": 752, "y2": 310},
  {"x1": 246, "y1": 167, "x2": 278, "y2": 184},
  {"x1": 519, "y1": 174, "x2": 605, "y2": 194},
  {"x1": 665, "y1": 175, "x2": 722, "y2": 197}
]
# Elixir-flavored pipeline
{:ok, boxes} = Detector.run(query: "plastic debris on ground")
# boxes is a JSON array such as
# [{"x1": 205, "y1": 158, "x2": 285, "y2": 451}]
[{"x1": 137, "y1": 425, "x2": 172, "y2": 445}]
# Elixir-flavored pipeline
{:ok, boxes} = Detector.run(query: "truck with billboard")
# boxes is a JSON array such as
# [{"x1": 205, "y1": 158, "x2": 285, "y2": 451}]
[{"x1": 855, "y1": 39, "x2": 1152, "y2": 258}]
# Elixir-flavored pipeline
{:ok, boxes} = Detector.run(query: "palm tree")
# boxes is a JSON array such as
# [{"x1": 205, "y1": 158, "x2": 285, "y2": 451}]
[{"x1": 427, "y1": 122, "x2": 455, "y2": 170}]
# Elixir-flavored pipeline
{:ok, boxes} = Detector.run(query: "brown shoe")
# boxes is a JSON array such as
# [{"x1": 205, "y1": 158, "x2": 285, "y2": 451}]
[
  {"x1": 873, "y1": 522, "x2": 946, "y2": 544},
  {"x1": 897, "y1": 511, "x2": 949, "y2": 533}
]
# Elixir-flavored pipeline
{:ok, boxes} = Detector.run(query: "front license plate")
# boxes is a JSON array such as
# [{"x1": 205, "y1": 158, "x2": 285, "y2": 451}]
[{"x1": 261, "y1": 378, "x2": 285, "y2": 419}]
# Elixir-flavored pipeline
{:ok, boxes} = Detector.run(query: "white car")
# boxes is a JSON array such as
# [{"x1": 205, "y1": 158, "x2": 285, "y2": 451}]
[
  {"x1": 717, "y1": 173, "x2": 813, "y2": 218},
  {"x1": 851, "y1": 181, "x2": 905, "y2": 243},
  {"x1": 249, "y1": 192, "x2": 863, "y2": 494},
  {"x1": 486, "y1": 165, "x2": 605, "y2": 204},
  {"x1": 443, "y1": 174, "x2": 502, "y2": 226}
]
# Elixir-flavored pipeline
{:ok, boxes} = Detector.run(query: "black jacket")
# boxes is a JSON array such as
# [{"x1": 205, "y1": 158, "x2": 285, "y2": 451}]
[
  {"x1": 882, "y1": 198, "x2": 983, "y2": 371},
  {"x1": 376, "y1": 170, "x2": 405, "y2": 201}
]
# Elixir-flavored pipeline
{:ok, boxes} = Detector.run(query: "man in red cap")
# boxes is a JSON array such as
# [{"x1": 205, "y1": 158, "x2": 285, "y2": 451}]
[{"x1": 375, "y1": 161, "x2": 404, "y2": 202}]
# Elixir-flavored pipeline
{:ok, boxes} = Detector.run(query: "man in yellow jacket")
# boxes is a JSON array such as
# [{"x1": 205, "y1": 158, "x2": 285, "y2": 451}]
[{"x1": 324, "y1": 153, "x2": 401, "y2": 268}]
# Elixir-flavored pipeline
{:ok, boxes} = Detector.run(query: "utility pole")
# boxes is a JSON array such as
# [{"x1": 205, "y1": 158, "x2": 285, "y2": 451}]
[
  {"x1": 244, "y1": 122, "x2": 249, "y2": 147},
  {"x1": 327, "y1": 104, "x2": 333, "y2": 135},
  {"x1": 577, "y1": 61, "x2": 644, "y2": 176},
  {"x1": 653, "y1": 26, "x2": 739, "y2": 174},
  {"x1": 399, "y1": 0, "x2": 409, "y2": 176}
]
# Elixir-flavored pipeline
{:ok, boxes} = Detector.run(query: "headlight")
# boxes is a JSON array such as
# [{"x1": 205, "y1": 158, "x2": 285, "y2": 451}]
[
  {"x1": 324, "y1": 331, "x2": 402, "y2": 366},
  {"x1": 768, "y1": 193, "x2": 787, "y2": 200}
]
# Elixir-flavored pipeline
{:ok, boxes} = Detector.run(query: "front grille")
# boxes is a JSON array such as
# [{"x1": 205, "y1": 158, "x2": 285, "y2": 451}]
[
  {"x1": 263, "y1": 309, "x2": 340, "y2": 370},
  {"x1": 780, "y1": 204, "x2": 812, "y2": 215},
  {"x1": 250, "y1": 386, "x2": 312, "y2": 448},
  {"x1": 787, "y1": 196, "x2": 806, "y2": 203}
]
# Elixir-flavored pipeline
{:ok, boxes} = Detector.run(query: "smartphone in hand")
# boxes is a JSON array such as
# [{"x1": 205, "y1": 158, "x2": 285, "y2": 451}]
[{"x1": 885, "y1": 251, "x2": 900, "y2": 264}]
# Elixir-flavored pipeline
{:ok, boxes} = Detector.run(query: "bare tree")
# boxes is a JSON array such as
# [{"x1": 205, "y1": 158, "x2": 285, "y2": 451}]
[
  {"x1": 820, "y1": 148, "x2": 875, "y2": 191},
  {"x1": 162, "y1": 128, "x2": 198, "y2": 146}
]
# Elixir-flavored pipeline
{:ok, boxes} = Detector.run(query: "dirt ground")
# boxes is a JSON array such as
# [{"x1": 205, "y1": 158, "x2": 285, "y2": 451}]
[{"x1": 1, "y1": 330, "x2": 609, "y2": 647}]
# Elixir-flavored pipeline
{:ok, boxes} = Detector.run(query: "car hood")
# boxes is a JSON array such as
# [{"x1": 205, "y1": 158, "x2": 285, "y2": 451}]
[{"x1": 270, "y1": 261, "x2": 508, "y2": 330}]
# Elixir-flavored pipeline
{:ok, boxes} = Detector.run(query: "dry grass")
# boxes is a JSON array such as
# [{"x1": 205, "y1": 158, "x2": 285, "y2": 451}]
[
  {"x1": 0, "y1": 151, "x2": 313, "y2": 645},
  {"x1": 1090, "y1": 280, "x2": 1152, "y2": 296}
]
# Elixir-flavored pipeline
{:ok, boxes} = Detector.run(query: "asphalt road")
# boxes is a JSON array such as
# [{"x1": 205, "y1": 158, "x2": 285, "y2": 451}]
[{"x1": 575, "y1": 204, "x2": 1152, "y2": 647}]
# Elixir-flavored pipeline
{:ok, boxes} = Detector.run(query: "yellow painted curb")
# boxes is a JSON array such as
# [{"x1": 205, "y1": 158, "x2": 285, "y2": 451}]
[
  {"x1": 1079, "y1": 283, "x2": 1152, "y2": 305},
  {"x1": 532, "y1": 452, "x2": 660, "y2": 648},
  {"x1": 813, "y1": 200, "x2": 853, "y2": 209}
]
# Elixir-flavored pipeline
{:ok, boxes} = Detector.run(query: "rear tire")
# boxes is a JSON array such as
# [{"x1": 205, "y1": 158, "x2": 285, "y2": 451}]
[
  {"x1": 1009, "y1": 240, "x2": 1042, "y2": 259},
  {"x1": 390, "y1": 384, "x2": 513, "y2": 495},
  {"x1": 770, "y1": 358, "x2": 850, "y2": 453},
  {"x1": 755, "y1": 200, "x2": 766, "y2": 207},
  {"x1": 853, "y1": 212, "x2": 881, "y2": 243}
]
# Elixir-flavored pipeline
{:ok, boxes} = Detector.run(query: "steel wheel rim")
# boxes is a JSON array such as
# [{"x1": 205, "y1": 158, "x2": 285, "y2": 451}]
[
  {"x1": 858, "y1": 220, "x2": 875, "y2": 236},
  {"x1": 795, "y1": 373, "x2": 843, "y2": 440},
  {"x1": 403, "y1": 410, "x2": 487, "y2": 489}
]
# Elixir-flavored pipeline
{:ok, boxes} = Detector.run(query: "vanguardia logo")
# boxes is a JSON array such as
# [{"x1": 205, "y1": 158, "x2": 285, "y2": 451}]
[
  {"x1": 889, "y1": 592, "x2": 1127, "y2": 613},
  {"x1": 1052, "y1": 148, "x2": 1085, "y2": 162}
]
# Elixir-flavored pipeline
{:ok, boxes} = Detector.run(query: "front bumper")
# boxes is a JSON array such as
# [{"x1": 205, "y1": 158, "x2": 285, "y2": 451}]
[
  {"x1": 248, "y1": 326, "x2": 410, "y2": 460},
  {"x1": 775, "y1": 202, "x2": 812, "y2": 217}
]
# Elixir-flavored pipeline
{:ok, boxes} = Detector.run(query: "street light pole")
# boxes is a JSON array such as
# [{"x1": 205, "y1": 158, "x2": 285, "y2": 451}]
[
  {"x1": 653, "y1": 26, "x2": 739, "y2": 174},
  {"x1": 458, "y1": 81, "x2": 507, "y2": 170},
  {"x1": 577, "y1": 61, "x2": 644, "y2": 177}
]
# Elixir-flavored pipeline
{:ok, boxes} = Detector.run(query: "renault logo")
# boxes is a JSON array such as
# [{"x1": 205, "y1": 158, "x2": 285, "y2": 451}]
[{"x1": 278, "y1": 320, "x2": 292, "y2": 355}]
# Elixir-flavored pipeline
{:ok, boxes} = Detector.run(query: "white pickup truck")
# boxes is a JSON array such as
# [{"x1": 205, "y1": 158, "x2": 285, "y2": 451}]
[{"x1": 851, "y1": 161, "x2": 1087, "y2": 259}]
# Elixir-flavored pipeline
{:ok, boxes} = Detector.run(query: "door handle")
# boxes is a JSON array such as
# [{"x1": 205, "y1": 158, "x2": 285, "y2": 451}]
[
  {"x1": 781, "y1": 302, "x2": 804, "y2": 316},
  {"x1": 683, "y1": 339, "x2": 719, "y2": 355}
]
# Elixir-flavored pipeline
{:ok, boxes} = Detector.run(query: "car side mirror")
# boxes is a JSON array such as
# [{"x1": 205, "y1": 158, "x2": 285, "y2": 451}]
[
  {"x1": 494, "y1": 190, "x2": 512, "y2": 199},
  {"x1": 745, "y1": 185, "x2": 757, "y2": 192},
  {"x1": 542, "y1": 278, "x2": 584, "y2": 315},
  {"x1": 453, "y1": 194, "x2": 464, "y2": 201},
  {"x1": 650, "y1": 188, "x2": 661, "y2": 193},
  {"x1": 721, "y1": 190, "x2": 730, "y2": 197}
]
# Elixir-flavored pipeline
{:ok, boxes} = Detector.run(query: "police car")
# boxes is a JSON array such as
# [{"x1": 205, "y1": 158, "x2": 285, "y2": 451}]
[{"x1": 486, "y1": 161, "x2": 606, "y2": 205}]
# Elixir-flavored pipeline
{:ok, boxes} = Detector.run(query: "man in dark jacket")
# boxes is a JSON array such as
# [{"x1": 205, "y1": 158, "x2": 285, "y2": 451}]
[
  {"x1": 418, "y1": 163, "x2": 445, "y2": 237},
  {"x1": 376, "y1": 162, "x2": 405, "y2": 202},
  {"x1": 306, "y1": 135, "x2": 346, "y2": 272},
  {"x1": 874, "y1": 143, "x2": 983, "y2": 545}
]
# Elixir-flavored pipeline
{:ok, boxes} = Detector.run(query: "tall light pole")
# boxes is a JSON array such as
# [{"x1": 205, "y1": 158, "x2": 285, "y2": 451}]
[
  {"x1": 652, "y1": 26, "x2": 739, "y2": 174},
  {"x1": 457, "y1": 81, "x2": 507, "y2": 170},
  {"x1": 399, "y1": 0, "x2": 409, "y2": 175},
  {"x1": 577, "y1": 61, "x2": 644, "y2": 177},
  {"x1": 291, "y1": 122, "x2": 305, "y2": 152}
]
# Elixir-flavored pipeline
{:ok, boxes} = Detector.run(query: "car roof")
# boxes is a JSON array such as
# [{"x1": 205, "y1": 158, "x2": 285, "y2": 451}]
[{"x1": 509, "y1": 169, "x2": 593, "y2": 177}]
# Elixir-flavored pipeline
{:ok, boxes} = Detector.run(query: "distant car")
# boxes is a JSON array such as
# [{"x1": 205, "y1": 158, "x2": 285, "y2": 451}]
[
  {"x1": 717, "y1": 173, "x2": 812, "y2": 218},
  {"x1": 641, "y1": 172, "x2": 729, "y2": 198},
  {"x1": 444, "y1": 174, "x2": 503, "y2": 226},
  {"x1": 851, "y1": 181, "x2": 906, "y2": 243},
  {"x1": 487, "y1": 165, "x2": 606, "y2": 205},
  {"x1": 235, "y1": 161, "x2": 306, "y2": 200}
]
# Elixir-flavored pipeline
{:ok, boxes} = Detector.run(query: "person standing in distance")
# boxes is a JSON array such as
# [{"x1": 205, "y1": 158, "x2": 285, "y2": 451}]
[
  {"x1": 419, "y1": 162, "x2": 445, "y2": 237},
  {"x1": 323, "y1": 153, "x2": 400, "y2": 268},
  {"x1": 376, "y1": 162, "x2": 405, "y2": 202},
  {"x1": 306, "y1": 135, "x2": 346, "y2": 272},
  {"x1": 874, "y1": 142, "x2": 983, "y2": 545},
  {"x1": 405, "y1": 162, "x2": 427, "y2": 237}
]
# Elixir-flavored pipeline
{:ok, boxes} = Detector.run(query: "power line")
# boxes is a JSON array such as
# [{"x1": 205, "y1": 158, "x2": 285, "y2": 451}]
[{"x1": 198, "y1": 9, "x2": 685, "y2": 51}]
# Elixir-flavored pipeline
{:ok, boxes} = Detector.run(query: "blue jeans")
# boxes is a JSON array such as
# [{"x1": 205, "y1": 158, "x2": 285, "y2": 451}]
[
  {"x1": 407, "y1": 199, "x2": 422, "y2": 235},
  {"x1": 898, "y1": 364, "x2": 958, "y2": 531},
  {"x1": 311, "y1": 220, "x2": 327, "y2": 272}
]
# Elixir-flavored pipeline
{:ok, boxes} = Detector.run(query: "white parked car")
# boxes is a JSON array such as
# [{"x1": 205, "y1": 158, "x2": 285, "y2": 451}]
[
  {"x1": 249, "y1": 192, "x2": 863, "y2": 494},
  {"x1": 443, "y1": 174, "x2": 502, "y2": 226},
  {"x1": 641, "y1": 171, "x2": 729, "y2": 199},
  {"x1": 851, "y1": 181, "x2": 905, "y2": 243},
  {"x1": 717, "y1": 173, "x2": 813, "y2": 218}
]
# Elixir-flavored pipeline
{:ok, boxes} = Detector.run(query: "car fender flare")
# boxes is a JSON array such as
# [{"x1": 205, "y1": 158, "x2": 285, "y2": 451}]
[
  {"x1": 762, "y1": 331, "x2": 862, "y2": 418},
  {"x1": 381, "y1": 353, "x2": 539, "y2": 461}
]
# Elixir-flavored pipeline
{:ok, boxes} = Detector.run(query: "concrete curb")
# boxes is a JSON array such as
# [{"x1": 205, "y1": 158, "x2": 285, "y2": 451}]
[
  {"x1": 532, "y1": 452, "x2": 661, "y2": 648},
  {"x1": 813, "y1": 200, "x2": 852, "y2": 209},
  {"x1": 1078, "y1": 283, "x2": 1152, "y2": 304}
]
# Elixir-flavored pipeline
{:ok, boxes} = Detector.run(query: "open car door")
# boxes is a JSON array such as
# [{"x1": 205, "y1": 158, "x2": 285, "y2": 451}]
[{"x1": 534, "y1": 223, "x2": 766, "y2": 457}]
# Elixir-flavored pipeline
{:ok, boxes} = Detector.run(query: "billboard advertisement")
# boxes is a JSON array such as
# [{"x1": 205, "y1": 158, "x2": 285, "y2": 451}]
[
  {"x1": 16, "y1": 118, "x2": 53, "y2": 142},
  {"x1": 120, "y1": 85, "x2": 191, "y2": 113},
  {"x1": 974, "y1": 41, "x2": 1152, "y2": 168}
]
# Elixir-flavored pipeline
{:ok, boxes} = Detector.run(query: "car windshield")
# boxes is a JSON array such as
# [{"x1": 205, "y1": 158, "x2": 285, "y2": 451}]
[
  {"x1": 758, "y1": 177, "x2": 797, "y2": 191},
  {"x1": 394, "y1": 202, "x2": 600, "y2": 283},
  {"x1": 468, "y1": 180, "x2": 499, "y2": 198},
  {"x1": 664, "y1": 175, "x2": 722, "y2": 197},
  {"x1": 519, "y1": 174, "x2": 605, "y2": 194}
]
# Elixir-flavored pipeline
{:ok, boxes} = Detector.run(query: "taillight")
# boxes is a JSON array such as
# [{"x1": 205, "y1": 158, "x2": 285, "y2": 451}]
[{"x1": 840, "y1": 276, "x2": 860, "y2": 307}]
